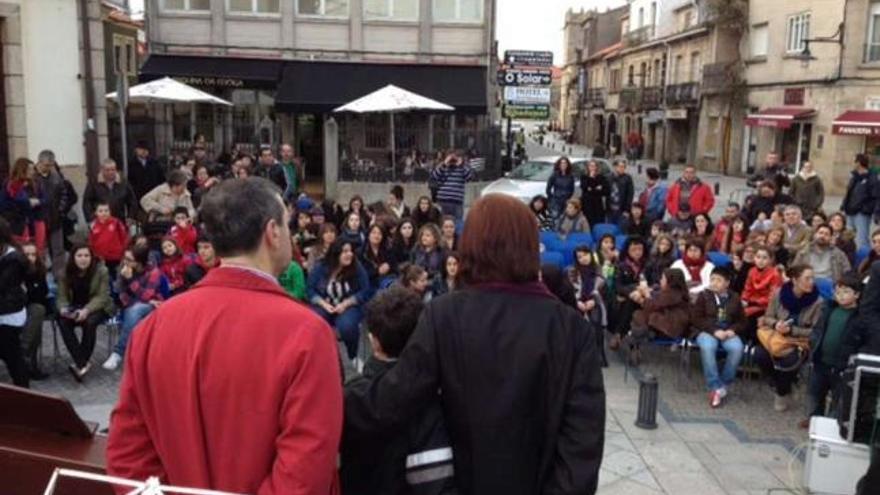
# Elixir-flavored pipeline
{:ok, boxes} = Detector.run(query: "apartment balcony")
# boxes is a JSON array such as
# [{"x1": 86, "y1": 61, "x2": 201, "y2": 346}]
[
  {"x1": 585, "y1": 88, "x2": 605, "y2": 108},
  {"x1": 620, "y1": 87, "x2": 641, "y2": 111},
  {"x1": 640, "y1": 86, "x2": 664, "y2": 109},
  {"x1": 666, "y1": 82, "x2": 701, "y2": 107},
  {"x1": 623, "y1": 25, "x2": 655, "y2": 48}
]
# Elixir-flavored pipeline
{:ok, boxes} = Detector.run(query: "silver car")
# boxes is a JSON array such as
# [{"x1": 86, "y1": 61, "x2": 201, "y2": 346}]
[{"x1": 481, "y1": 156, "x2": 613, "y2": 204}]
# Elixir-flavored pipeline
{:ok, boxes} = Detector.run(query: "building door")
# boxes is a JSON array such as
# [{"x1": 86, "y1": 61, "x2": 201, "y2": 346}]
[
  {"x1": 296, "y1": 114, "x2": 324, "y2": 195},
  {"x1": 781, "y1": 122, "x2": 812, "y2": 173}
]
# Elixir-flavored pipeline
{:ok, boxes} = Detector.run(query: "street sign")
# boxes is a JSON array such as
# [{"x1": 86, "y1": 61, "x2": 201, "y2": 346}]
[
  {"x1": 504, "y1": 50, "x2": 553, "y2": 67},
  {"x1": 504, "y1": 104, "x2": 550, "y2": 120},
  {"x1": 497, "y1": 68, "x2": 552, "y2": 87},
  {"x1": 504, "y1": 86, "x2": 551, "y2": 105}
]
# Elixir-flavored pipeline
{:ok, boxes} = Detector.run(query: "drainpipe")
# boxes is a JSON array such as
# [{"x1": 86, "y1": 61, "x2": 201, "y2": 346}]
[{"x1": 79, "y1": 0, "x2": 100, "y2": 181}]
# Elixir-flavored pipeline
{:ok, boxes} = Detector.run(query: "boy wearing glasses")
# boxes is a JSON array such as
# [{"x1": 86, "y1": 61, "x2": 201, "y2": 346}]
[{"x1": 804, "y1": 273, "x2": 863, "y2": 427}]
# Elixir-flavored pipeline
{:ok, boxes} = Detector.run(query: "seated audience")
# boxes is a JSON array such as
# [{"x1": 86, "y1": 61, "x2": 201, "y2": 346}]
[
  {"x1": 741, "y1": 246, "x2": 783, "y2": 341},
  {"x1": 439, "y1": 215, "x2": 458, "y2": 252},
  {"x1": 307, "y1": 223, "x2": 338, "y2": 272},
  {"x1": 621, "y1": 203, "x2": 650, "y2": 238},
  {"x1": 628, "y1": 268, "x2": 691, "y2": 364},
  {"x1": 530, "y1": 195, "x2": 554, "y2": 231},
  {"x1": 88, "y1": 201, "x2": 129, "y2": 280},
  {"x1": 670, "y1": 240, "x2": 715, "y2": 296},
  {"x1": 140, "y1": 170, "x2": 196, "y2": 222},
  {"x1": 21, "y1": 241, "x2": 48, "y2": 379},
  {"x1": 399, "y1": 264, "x2": 431, "y2": 301},
  {"x1": 339, "y1": 211, "x2": 366, "y2": 251},
  {"x1": 412, "y1": 196, "x2": 442, "y2": 230},
  {"x1": 792, "y1": 223, "x2": 851, "y2": 282},
  {"x1": 828, "y1": 212, "x2": 857, "y2": 263},
  {"x1": 614, "y1": 237, "x2": 648, "y2": 346},
  {"x1": 858, "y1": 230, "x2": 880, "y2": 278},
  {"x1": 644, "y1": 233, "x2": 676, "y2": 287},
  {"x1": 158, "y1": 237, "x2": 191, "y2": 295},
  {"x1": 432, "y1": 252, "x2": 459, "y2": 298},
  {"x1": 730, "y1": 244, "x2": 756, "y2": 294},
  {"x1": 556, "y1": 198, "x2": 590, "y2": 239},
  {"x1": 410, "y1": 224, "x2": 446, "y2": 280},
  {"x1": 169, "y1": 207, "x2": 198, "y2": 255},
  {"x1": 390, "y1": 218, "x2": 417, "y2": 270},
  {"x1": 184, "y1": 236, "x2": 219, "y2": 290},
  {"x1": 360, "y1": 224, "x2": 395, "y2": 290}
]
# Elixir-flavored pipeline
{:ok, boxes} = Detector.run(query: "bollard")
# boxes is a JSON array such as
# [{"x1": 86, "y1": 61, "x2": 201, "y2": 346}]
[
  {"x1": 637, "y1": 163, "x2": 643, "y2": 174},
  {"x1": 635, "y1": 373, "x2": 659, "y2": 430},
  {"x1": 714, "y1": 182, "x2": 721, "y2": 196}
]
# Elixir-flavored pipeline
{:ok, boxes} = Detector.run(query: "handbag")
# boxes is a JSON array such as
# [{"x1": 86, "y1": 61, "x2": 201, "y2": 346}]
[{"x1": 756, "y1": 326, "x2": 811, "y2": 358}]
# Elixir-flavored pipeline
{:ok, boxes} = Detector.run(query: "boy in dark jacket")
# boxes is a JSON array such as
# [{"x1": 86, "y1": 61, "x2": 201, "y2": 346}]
[
  {"x1": 342, "y1": 287, "x2": 455, "y2": 495},
  {"x1": 691, "y1": 266, "x2": 746, "y2": 408},
  {"x1": 804, "y1": 273, "x2": 862, "y2": 427}
]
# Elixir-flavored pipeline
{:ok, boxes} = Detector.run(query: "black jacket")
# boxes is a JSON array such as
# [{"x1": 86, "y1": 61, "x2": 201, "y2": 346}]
[
  {"x1": 25, "y1": 268, "x2": 48, "y2": 307},
  {"x1": 344, "y1": 284, "x2": 606, "y2": 495},
  {"x1": 254, "y1": 162, "x2": 288, "y2": 192},
  {"x1": 608, "y1": 173, "x2": 634, "y2": 213},
  {"x1": 342, "y1": 358, "x2": 456, "y2": 495},
  {"x1": 841, "y1": 262, "x2": 880, "y2": 361},
  {"x1": 746, "y1": 193, "x2": 793, "y2": 223},
  {"x1": 82, "y1": 179, "x2": 139, "y2": 222},
  {"x1": 128, "y1": 156, "x2": 165, "y2": 200},
  {"x1": 841, "y1": 170, "x2": 878, "y2": 216},
  {"x1": 545, "y1": 172, "x2": 575, "y2": 203},
  {"x1": 0, "y1": 247, "x2": 27, "y2": 316},
  {"x1": 748, "y1": 164, "x2": 790, "y2": 192}
]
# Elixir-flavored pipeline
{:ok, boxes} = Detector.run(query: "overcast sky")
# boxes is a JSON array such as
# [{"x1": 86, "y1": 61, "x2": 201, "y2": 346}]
[{"x1": 129, "y1": 0, "x2": 626, "y2": 65}]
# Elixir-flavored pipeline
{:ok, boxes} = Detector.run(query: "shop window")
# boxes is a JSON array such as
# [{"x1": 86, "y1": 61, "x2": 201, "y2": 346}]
[
  {"x1": 365, "y1": 0, "x2": 418, "y2": 20},
  {"x1": 786, "y1": 12, "x2": 810, "y2": 54},
  {"x1": 750, "y1": 23, "x2": 769, "y2": 58},
  {"x1": 866, "y1": 2, "x2": 880, "y2": 62},
  {"x1": 433, "y1": 0, "x2": 482, "y2": 23},
  {"x1": 163, "y1": 0, "x2": 210, "y2": 11},
  {"x1": 229, "y1": 0, "x2": 280, "y2": 13},
  {"x1": 297, "y1": 0, "x2": 349, "y2": 17},
  {"x1": 364, "y1": 114, "x2": 389, "y2": 149}
]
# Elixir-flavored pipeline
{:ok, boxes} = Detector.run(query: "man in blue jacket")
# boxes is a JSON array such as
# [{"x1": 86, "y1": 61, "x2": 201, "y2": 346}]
[
  {"x1": 639, "y1": 167, "x2": 667, "y2": 223},
  {"x1": 841, "y1": 153, "x2": 877, "y2": 250}
]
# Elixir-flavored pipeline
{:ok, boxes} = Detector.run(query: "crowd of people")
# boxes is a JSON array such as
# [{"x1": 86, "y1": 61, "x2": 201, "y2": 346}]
[{"x1": 3, "y1": 137, "x2": 880, "y2": 493}]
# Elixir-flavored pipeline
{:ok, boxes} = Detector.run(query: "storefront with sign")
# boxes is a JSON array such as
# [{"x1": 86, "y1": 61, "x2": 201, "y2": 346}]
[
  {"x1": 744, "y1": 106, "x2": 814, "y2": 174},
  {"x1": 831, "y1": 110, "x2": 880, "y2": 170}
]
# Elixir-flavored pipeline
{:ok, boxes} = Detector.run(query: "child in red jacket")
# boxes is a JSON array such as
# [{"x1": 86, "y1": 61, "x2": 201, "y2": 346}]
[
  {"x1": 88, "y1": 201, "x2": 129, "y2": 278},
  {"x1": 169, "y1": 207, "x2": 198, "y2": 255},
  {"x1": 159, "y1": 237, "x2": 191, "y2": 295},
  {"x1": 741, "y1": 246, "x2": 783, "y2": 341}
]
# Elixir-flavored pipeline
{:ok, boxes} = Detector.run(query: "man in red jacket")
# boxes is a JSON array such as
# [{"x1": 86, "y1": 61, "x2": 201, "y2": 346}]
[
  {"x1": 107, "y1": 178, "x2": 343, "y2": 494},
  {"x1": 666, "y1": 165, "x2": 715, "y2": 217}
]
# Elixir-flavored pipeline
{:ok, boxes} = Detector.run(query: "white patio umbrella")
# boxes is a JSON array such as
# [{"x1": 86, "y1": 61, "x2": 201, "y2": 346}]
[
  {"x1": 106, "y1": 77, "x2": 232, "y2": 105},
  {"x1": 333, "y1": 84, "x2": 454, "y2": 179}
]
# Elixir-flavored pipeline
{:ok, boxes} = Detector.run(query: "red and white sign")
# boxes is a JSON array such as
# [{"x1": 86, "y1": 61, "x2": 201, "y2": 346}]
[
  {"x1": 832, "y1": 110, "x2": 880, "y2": 136},
  {"x1": 745, "y1": 107, "x2": 815, "y2": 129}
]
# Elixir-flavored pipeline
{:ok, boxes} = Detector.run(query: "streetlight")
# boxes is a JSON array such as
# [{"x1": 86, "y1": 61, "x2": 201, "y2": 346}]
[{"x1": 799, "y1": 23, "x2": 844, "y2": 67}]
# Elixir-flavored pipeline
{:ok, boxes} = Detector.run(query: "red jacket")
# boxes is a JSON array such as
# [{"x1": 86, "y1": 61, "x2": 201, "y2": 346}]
[
  {"x1": 665, "y1": 180, "x2": 715, "y2": 217},
  {"x1": 169, "y1": 224, "x2": 198, "y2": 255},
  {"x1": 89, "y1": 217, "x2": 129, "y2": 262},
  {"x1": 741, "y1": 266, "x2": 783, "y2": 316},
  {"x1": 107, "y1": 267, "x2": 342, "y2": 494},
  {"x1": 160, "y1": 254, "x2": 191, "y2": 291}
]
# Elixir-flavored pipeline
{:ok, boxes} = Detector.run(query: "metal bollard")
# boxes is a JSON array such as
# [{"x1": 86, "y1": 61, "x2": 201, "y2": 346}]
[
  {"x1": 635, "y1": 374, "x2": 659, "y2": 430},
  {"x1": 714, "y1": 182, "x2": 721, "y2": 196},
  {"x1": 637, "y1": 163, "x2": 642, "y2": 174}
]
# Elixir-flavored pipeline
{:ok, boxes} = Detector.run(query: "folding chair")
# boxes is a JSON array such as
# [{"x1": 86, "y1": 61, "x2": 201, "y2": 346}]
[{"x1": 592, "y1": 223, "x2": 620, "y2": 239}]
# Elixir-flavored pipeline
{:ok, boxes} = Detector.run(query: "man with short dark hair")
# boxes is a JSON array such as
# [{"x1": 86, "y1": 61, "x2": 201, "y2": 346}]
[
  {"x1": 792, "y1": 224, "x2": 851, "y2": 282},
  {"x1": 255, "y1": 146, "x2": 288, "y2": 192},
  {"x1": 108, "y1": 178, "x2": 343, "y2": 493},
  {"x1": 841, "y1": 153, "x2": 877, "y2": 250},
  {"x1": 83, "y1": 158, "x2": 138, "y2": 223},
  {"x1": 128, "y1": 141, "x2": 164, "y2": 201},
  {"x1": 607, "y1": 160, "x2": 634, "y2": 224}
]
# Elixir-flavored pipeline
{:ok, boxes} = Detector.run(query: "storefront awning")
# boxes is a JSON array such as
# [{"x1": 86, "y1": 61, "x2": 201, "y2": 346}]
[
  {"x1": 139, "y1": 54, "x2": 284, "y2": 90},
  {"x1": 832, "y1": 110, "x2": 880, "y2": 136},
  {"x1": 275, "y1": 61, "x2": 487, "y2": 114},
  {"x1": 745, "y1": 107, "x2": 815, "y2": 129}
]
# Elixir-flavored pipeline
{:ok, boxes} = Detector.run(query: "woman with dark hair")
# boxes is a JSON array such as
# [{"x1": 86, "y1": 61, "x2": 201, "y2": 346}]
[
  {"x1": 339, "y1": 211, "x2": 366, "y2": 251},
  {"x1": 306, "y1": 223, "x2": 338, "y2": 272},
  {"x1": 0, "y1": 217, "x2": 29, "y2": 387},
  {"x1": 439, "y1": 215, "x2": 458, "y2": 251},
  {"x1": 345, "y1": 195, "x2": 372, "y2": 232},
  {"x1": 20, "y1": 241, "x2": 49, "y2": 379},
  {"x1": 540, "y1": 263, "x2": 577, "y2": 309},
  {"x1": 595, "y1": 233, "x2": 620, "y2": 348},
  {"x1": 412, "y1": 195, "x2": 442, "y2": 230},
  {"x1": 692, "y1": 213, "x2": 715, "y2": 251},
  {"x1": 390, "y1": 218, "x2": 417, "y2": 270},
  {"x1": 754, "y1": 264, "x2": 822, "y2": 412},
  {"x1": 360, "y1": 224, "x2": 394, "y2": 289},
  {"x1": 721, "y1": 215, "x2": 750, "y2": 255},
  {"x1": 0, "y1": 157, "x2": 46, "y2": 253},
  {"x1": 307, "y1": 239, "x2": 370, "y2": 358},
  {"x1": 670, "y1": 240, "x2": 716, "y2": 296},
  {"x1": 645, "y1": 233, "x2": 676, "y2": 287},
  {"x1": 621, "y1": 203, "x2": 650, "y2": 238},
  {"x1": 345, "y1": 194, "x2": 605, "y2": 494},
  {"x1": 432, "y1": 251, "x2": 460, "y2": 297},
  {"x1": 58, "y1": 243, "x2": 113, "y2": 381},
  {"x1": 765, "y1": 226, "x2": 790, "y2": 268},
  {"x1": 546, "y1": 156, "x2": 575, "y2": 218},
  {"x1": 529, "y1": 195, "x2": 554, "y2": 231},
  {"x1": 628, "y1": 268, "x2": 691, "y2": 362},
  {"x1": 829, "y1": 212, "x2": 857, "y2": 264},
  {"x1": 399, "y1": 264, "x2": 431, "y2": 300},
  {"x1": 410, "y1": 223, "x2": 446, "y2": 280},
  {"x1": 580, "y1": 159, "x2": 609, "y2": 228},
  {"x1": 613, "y1": 237, "x2": 648, "y2": 343}
]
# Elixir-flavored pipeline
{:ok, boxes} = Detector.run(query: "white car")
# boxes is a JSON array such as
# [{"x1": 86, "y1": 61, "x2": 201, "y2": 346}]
[{"x1": 481, "y1": 156, "x2": 613, "y2": 204}]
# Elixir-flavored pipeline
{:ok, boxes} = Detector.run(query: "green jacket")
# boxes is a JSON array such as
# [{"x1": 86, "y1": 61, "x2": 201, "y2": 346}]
[
  {"x1": 279, "y1": 262, "x2": 306, "y2": 301},
  {"x1": 58, "y1": 263, "x2": 114, "y2": 316}
]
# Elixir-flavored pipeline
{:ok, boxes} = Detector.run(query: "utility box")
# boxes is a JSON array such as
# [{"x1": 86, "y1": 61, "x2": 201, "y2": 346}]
[{"x1": 804, "y1": 416, "x2": 870, "y2": 495}]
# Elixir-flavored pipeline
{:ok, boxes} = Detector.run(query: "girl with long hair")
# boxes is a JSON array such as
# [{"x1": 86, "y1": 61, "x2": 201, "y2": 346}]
[
  {"x1": 1, "y1": 158, "x2": 46, "y2": 253},
  {"x1": 644, "y1": 233, "x2": 676, "y2": 287},
  {"x1": 410, "y1": 223, "x2": 446, "y2": 279},
  {"x1": 360, "y1": 224, "x2": 394, "y2": 289},
  {"x1": 21, "y1": 241, "x2": 49, "y2": 379},
  {"x1": 306, "y1": 223, "x2": 338, "y2": 272},
  {"x1": 546, "y1": 156, "x2": 575, "y2": 218},
  {"x1": 391, "y1": 218, "x2": 417, "y2": 270},
  {"x1": 433, "y1": 252, "x2": 460, "y2": 298},
  {"x1": 412, "y1": 195, "x2": 442, "y2": 231}
]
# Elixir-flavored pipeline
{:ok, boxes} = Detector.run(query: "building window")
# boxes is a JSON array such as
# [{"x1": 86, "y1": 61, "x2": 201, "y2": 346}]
[
  {"x1": 163, "y1": 0, "x2": 210, "y2": 10},
  {"x1": 627, "y1": 65, "x2": 634, "y2": 86},
  {"x1": 297, "y1": 0, "x2": 350, "y2": 17},
  {"x1": 112, "y1": 34, "x2": 136, "y2": 77},
  {"x1": 674, "y1": 54, "x2": 683, "y2": 84},
  {"x1": 689, "y1": 51, "x2": 701, "y2": 82},
  {"x1": 365, "y1": 0, "x2": 418, "y2": 19},
  {"x1": 750, "y1": 23, "x2": 769, "y2": 58},
  {"x1": 867, "y1": 2, "x2": 880, "y2": 62},
  {"x1": 229, "y1": 0, "x2": 280, "y2": 13},
  {"x1": 433, "y1": 0, "x2": 482, "y2": 23},
  {"x1": 638, "y1": 7, "x2": 644, "y2": 28},
  {"x1": 786, "y1": 12, "x2": 811, "y2": 53},
  {"x1": 610, "y1": 69, "x2": 621, "y2": 92}
]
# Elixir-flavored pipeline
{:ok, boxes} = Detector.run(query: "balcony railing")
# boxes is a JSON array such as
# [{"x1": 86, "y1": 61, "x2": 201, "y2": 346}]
[
  {"x1": 641, "y1": 86, "x2": 664, "y2": 109},
  {"x1": 624, "y1": 25, "x2": 655, "y2": 48},
  {"x1": 666, "y1": 82, "x2": 700, "y2": 106},
  {"x1": 585, "y1": 88, "x2": 605, "y2": 108}
]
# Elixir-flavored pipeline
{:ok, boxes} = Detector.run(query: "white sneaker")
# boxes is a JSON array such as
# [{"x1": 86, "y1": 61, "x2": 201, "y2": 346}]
[
  {"x1": 102, "y1": 352, "x2": 122, "y2": 371},
  {"x1": 718, "y1": 387, "x2": 728, "y2": 399},
  {"x1": 773, "y1": 393, "x2": 790, "y2": 412}
]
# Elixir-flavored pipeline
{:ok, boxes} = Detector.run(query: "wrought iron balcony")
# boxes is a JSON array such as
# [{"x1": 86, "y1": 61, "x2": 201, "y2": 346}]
[
  {"x1": 640, "y1": 86, "x2": 664, "y2": 109},
  {"x1": 624, "y1": 25, "x2": 655, "y2": 48},
  {"x1": 665, "y1": 82, "x2": 700, "y2": 106}
]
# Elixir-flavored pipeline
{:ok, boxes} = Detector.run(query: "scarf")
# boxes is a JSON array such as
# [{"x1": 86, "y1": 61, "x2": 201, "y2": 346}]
[
  {"x1": 624, "y1": 257, "x2": 644, "y2": 278},
  {"x1": 778, "y1": 281, "x2": 819, "y2": 320},
  {"x1": 5, "y1": 179, "x2": 26, "y2": 198},
  {"x1": 683, "y1": 255, "x2": 707, "y2": 283}
]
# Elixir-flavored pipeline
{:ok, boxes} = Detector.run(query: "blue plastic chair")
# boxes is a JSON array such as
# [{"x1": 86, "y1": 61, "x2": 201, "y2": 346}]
[
  {"x1": 815, "y1": 277, "x2": 834, "y2": 300},
  {"x1": 707, "y1": 251, "x2": 732, "y2": 268},
  {"x1": 855, "y1": 246, "x2": 871, "y2": 268},
  {"x1": 592, "y1": 223, "x2": 620, "y2": 239},
  {"x1": 541, "y1": 251, "x2": 564, "y2": 268},
  {"x1": 567, "y1": 232, "x2": 594, "y2": 248},
  {"x1": 615, "y1": 234, "x2": 628, "y2": 251}
]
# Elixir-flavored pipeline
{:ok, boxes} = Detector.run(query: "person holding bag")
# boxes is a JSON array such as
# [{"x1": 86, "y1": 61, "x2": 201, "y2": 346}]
[{"x1": 754, "y1": 264, "x2": 823, "y2": 413}]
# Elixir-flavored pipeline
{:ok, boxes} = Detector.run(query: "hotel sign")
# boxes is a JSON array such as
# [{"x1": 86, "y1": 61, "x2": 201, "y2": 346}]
[{"x1": 504, "y1": 86, "x2": 551, "y2": 104}]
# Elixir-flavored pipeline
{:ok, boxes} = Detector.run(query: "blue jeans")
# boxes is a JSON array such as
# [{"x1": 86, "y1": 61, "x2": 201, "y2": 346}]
[
  {"x1": 696, "y1": 332, "x2": 744, "y2": 391},
  {"x1": 314, "y1": 305, "x2": 363, "y2": 359},
  {"x1": 437, "y1": 201, "x2": 464, "y2": 221},
  {"x1": 115, "y1": 302, "x2": 155, "y2": 356},
  {"x1": 848, "y1": 213, "x2": 872, "y2": 250}
]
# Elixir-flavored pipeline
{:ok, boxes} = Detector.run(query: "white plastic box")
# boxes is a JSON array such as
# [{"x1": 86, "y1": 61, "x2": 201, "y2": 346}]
[{"x1": 804, "y1": 416, "x2": 871, "y2": 495}]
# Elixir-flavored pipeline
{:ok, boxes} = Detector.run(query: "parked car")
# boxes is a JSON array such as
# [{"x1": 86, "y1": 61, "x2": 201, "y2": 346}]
[{"x1": 481, "y1": 156, "x2": 613, "y2": 203}]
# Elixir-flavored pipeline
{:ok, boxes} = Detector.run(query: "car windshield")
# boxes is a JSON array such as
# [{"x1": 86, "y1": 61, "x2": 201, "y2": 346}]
[{"x1": 508, "y1": 160, "x2": 589, "y2": 181}]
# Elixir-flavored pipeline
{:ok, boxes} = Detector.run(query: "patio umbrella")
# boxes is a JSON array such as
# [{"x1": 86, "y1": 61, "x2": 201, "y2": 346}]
[
  {"x1": 106, "y1": 77, "x2": 232, "y2": 105},
  {"x1": 333, "y1": 84, "x2": 454, "y2": 180}
]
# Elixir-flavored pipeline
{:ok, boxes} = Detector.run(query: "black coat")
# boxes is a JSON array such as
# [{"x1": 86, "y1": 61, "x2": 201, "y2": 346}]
[
  {"x1": 841, "y1": 170, "x2": 878, "y2": 216},
  {"x1": 128, "y1": 156, "x2": 165, "y2": 201},
  {"x1": 0, "y1": 247, "x2": 27, "y2": 315},
  {"x1": 580, "y1": 174, "x2": 609, "y2": 227},
  {"x1": 25, "y1": 268, "x2": 48, "y2": 307},
  {"x1": 608, "y1": 173, "x2": 634, "y2": 214},
  {"x1": 82, "y1": 179, "x2": 138, "y2": 222},
  {"x1": 254, "y1": 162, "x2": 288, "y2": 192},
  {"x1": 344, "y1": 284, "x2": 606, "y2": 495},
  {"x1": 841, "y1": 262, "x2": 880, "y2": 360}
]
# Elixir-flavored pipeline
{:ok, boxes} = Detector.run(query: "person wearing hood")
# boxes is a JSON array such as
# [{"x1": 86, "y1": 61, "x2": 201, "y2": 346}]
[
  {"x1": 790, "y1": 161, "x2": 824, "y2": 219},
  {"x1": 665, "y1": 165, "x2": 715, "y2": 218},
  {"x1": 83, "y1": 158, "x2": 138, "y2": 223},
  {"x1": 545, "y1": 156, "x2": 576, "y2": 219}
]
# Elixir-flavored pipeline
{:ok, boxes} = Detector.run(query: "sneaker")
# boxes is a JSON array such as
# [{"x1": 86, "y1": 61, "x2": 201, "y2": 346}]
[
  {"x1": 709, "y1": 389, "x2": 723, "y2": 408},
  {"x1": 773, "y1": 393, "x2": 790, "y2": 412},
  {"x1": 78, "y1": 362, "x2": 92, "y2": 380},
  {"x1": 68, "y1": 364, "x2": 83, "y2": 383},
  {"x1": 102, "y1": 352, "x2": 122, "y2": 371},
  {"x1": 718, "y1": 387, "x2": 728, "y2": 399}
]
